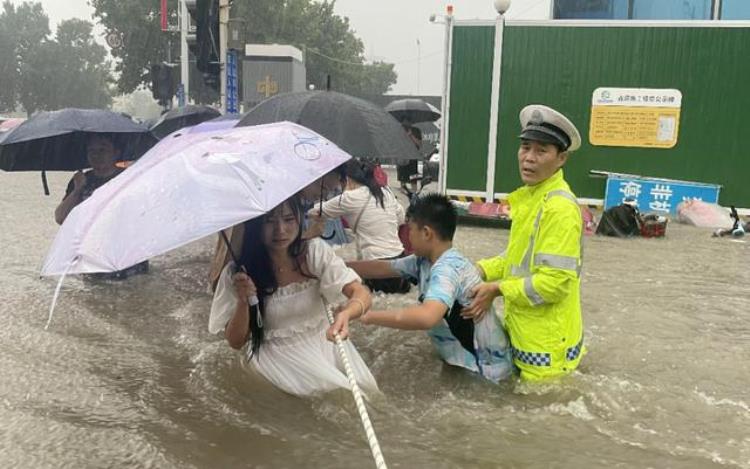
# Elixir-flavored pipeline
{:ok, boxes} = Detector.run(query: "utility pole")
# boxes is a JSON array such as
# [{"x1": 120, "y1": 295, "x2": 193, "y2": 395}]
[
  {"x1": 416, "y1": 38, "x2": 421, "y2": 95},
  {"x1": 219, "y1": 0, "x2": 229, "y2": 112},
  {"x1": 180, "y1": 0, "x2": 190, "y2": 100}
]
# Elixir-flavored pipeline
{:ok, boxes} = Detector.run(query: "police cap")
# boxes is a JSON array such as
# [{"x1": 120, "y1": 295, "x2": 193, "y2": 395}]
[{"x1": 519, "y1": 105, "x2": 581, "y2": 153}]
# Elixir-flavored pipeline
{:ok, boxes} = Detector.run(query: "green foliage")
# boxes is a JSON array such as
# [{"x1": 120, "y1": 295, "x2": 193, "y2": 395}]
[
  {"x1": 89, "y1": 0, "x2": 172, "y2": 95},
  {"x1": 0, "y1": 0, "x2": 50, "y2": 112},
  {"x1": 0, "y1": 1, "x2": 113, "y2": 115},
  {"x1": 89, "y1": 0, "x2": 397, "y2": 102},
  {"x1": 232, "y1": 0, "x2": 396, "y2": 97}
]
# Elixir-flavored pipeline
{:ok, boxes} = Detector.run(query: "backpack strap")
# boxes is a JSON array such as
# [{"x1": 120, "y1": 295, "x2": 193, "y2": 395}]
[{"x1": 352, "y1": 194, "x2": 372, "y2": 260}]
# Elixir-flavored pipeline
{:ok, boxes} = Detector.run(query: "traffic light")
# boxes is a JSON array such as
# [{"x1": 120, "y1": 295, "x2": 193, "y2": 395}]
[
  {"x1": 150, "y1": 63, "x2": 177, "y2": 105},
  {"x1": 186, "y1": 0, "x2": 220, "y2": 85},
  {"x1": 202, "y1": 72, "x2": 219, "y2": 91}
]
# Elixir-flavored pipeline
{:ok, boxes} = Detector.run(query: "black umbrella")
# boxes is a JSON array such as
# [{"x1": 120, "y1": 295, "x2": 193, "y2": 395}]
[
  {"x1": 385, "y1": 98, "x2": 441, "y2": 124},
  {"x1": 150, "y1": 104, "x2": 221, "y2": 139},
  {"x1": 238, "y1": 91, "x2": 421, "y2": 162},
  {"x1": 0, "y1": 108, "x2": 157, "y2": 194}
]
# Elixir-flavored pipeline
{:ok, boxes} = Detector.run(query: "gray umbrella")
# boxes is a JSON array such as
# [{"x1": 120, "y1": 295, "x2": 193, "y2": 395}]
[
  {"x1": 0, "y1": 108, "x2": 156, "y2": 193},
  {"x1": 150, "y1": 104, "x2": 221, "y2": 139},
  {"x1": 238, "y1": 91, "x2": 421, "y2": 162},
  {"x1": 385, "y1": 98, "x2": 441, "y2": 124},
  {"x1": 0, "y1": 108, "x2": 154, "y2": 170}
]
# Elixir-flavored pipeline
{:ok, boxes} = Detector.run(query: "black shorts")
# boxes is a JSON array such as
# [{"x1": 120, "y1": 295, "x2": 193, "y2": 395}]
[
  {"x1": 83, "y1": 260, "x2": 149, "y2": 281},
  {"x1": 365, "y1": 276, "x2": 411, "y2": 294},
  {"x1": 363, "y1": 252, "x2": 411, "y2": 294}
]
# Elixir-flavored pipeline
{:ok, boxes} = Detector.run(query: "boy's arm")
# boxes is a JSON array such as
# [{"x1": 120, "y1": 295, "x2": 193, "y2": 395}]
[
  {"x1": 362, "y1": 300, "x2": 447, "y2": 330},
  {"x1": 346, "y1": 260, "x2": 401, "y2": 279}
]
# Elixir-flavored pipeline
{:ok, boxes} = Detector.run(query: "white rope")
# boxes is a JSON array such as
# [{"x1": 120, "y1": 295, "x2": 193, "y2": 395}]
[
  {"x1": 44, "y1": 256, "x2": 79, "y2": 330},
  {"x1": 325, "y1": 307, "x2": 387, "y2": 469}
]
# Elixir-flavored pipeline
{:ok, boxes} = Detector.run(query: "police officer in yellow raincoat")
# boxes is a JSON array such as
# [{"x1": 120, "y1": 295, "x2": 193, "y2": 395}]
[{"x1": 463, "y1": 105, "x2": 585, "y2": 381}]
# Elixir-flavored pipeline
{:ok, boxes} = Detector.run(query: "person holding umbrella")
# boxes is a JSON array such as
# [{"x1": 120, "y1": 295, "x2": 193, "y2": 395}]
[
  {"x1": 385, "y1": 98, "x2": 441, "y2": 196},
  {"x1": 397, "y1": 124, "x2": 422, "y2": 195},
  {"x1": 54, "y1": 134, "x2": 123, "y2": 225},
  {"x1": 54, "y1": 134, "x2": 148, "y2": 279},
  {"x1": 208, "y1": 167, "x2": 346, "y2": 291},
  {"x1": 0, "y1": 108, "x2": 156, "y2": 195},
  {"x1": 209, "y1": 195, "x2": 379, "y2": 397}
]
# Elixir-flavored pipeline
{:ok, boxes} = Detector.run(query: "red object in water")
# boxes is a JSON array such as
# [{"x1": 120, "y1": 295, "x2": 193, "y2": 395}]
[
  {"x1": 161, "y1": 0, "x2": 168, "y2": 31},
  {"x1": 581, "y1": 205, "x2": 596, "y2": 236},
  {"x1": 640, "y1": 218, "x2": 667, "y2": 238}
]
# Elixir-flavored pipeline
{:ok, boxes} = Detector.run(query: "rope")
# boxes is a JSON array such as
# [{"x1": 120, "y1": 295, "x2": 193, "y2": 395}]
[{"x1": 325, "y1": 307, "x2": 387, "y2": 469}]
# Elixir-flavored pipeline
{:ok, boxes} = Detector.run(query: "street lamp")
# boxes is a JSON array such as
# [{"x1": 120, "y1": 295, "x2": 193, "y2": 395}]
[
  {"x1": 483, "y1": 0, "x2": 511, "y2": 202},
  {"x1": 494, "y1": 0, "x2": 512, "y2": 15},
  {"x1": 429, "y1": 5, "x2": 454, "y2": 194}
]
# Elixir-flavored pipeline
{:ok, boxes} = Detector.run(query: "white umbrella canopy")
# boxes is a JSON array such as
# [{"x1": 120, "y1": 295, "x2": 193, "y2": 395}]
[{"x1": 42, "y1": 121, "x2": 352, "y2": 276}]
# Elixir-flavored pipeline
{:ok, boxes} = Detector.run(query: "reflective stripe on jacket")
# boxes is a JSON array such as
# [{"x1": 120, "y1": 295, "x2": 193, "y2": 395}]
[{"x1": 477, "y1": 170, "x2": 585, "y2": 381}]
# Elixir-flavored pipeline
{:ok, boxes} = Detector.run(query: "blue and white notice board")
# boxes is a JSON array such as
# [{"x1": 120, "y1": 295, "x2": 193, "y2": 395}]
[{"x1": 604, "y1": 175, "x2": 721, "y2": 215}]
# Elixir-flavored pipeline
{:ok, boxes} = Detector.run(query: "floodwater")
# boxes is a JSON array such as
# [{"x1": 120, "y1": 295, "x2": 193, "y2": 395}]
[{"x1": 1, "y1": 170, "x2": 749, "y2": 468}]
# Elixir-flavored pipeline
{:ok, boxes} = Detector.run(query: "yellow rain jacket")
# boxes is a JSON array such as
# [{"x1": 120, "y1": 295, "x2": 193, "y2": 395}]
[{"x1": 477, "y1": 170, "x2": 585, "y2": 381}]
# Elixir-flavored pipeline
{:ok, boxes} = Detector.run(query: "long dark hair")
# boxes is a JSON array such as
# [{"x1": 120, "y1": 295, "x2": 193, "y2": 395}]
[
  {"x1": 237, "y1": 197, "x2": 308, "y2": 358},
  {"x1": 345, "y1": 159, "x2": 385, "y2": 208}
]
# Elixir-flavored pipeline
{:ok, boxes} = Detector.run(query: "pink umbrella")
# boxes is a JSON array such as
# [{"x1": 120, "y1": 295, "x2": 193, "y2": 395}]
[{"x1": 42, "y1": 121, "x2": 352, "y2": 277}]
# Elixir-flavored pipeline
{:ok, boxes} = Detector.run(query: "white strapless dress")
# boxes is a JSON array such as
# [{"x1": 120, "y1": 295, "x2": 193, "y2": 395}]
[{"x1": 209, "y1": 238, "x2": 378, "y2": 397}]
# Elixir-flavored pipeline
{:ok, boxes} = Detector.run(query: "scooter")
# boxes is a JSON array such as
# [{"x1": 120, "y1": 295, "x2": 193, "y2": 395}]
[{"x1": 401, "y1": 173, "x2": 433, "y2": 205}]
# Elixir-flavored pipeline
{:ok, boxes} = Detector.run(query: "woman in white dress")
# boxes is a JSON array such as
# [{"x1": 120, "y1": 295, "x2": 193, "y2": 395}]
[
  {"x1": 209, "y1": 196, "x2": 378, "y2": 397},
  {"x1": 310, "y1": 160, "x2": 411, "y2": 294}
]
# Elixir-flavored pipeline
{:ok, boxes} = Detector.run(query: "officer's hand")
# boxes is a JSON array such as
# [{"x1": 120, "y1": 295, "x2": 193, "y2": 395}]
[
  {"x1": 462, "y1": 282, "x2": 501, "y2": 320},
  {"x1": 461, "y1": 303, "x2": 489, "y2": 322}
]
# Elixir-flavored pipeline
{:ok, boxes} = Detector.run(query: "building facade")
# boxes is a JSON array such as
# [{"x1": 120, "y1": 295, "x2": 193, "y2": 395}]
[
  {"x1": 553, "y1": 0, "x2": 750, "y2": 20},
  {"x1": 241, "y1": 44, "x2": 306, "y2": 110}
]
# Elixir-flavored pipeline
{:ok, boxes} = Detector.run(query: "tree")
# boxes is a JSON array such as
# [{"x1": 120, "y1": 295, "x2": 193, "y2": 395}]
[
  {"x1": 89, "y1": 0, "x2": 174, "y2": 95},
  {"x1": 18, "y1": 19, "x2": 113, "y2": 115},
  {"x1": 0, "y1": 15, "x2": 15, "y2": 112},
  {"x1": 0, "y1": 2, "x2": 113, "y2": 115},
  {"x1": 232, "y1": 0, "x2": 397, "y2": 97},
  {"x1": 90, "y1": 0, "x2": 397, "y2": 102},
  {"x1": 0, "y1": 0, "x2": 50, "y2": 112},
  {"x1": 52, "y1": 19, "x2": 113, "y2": 109}
]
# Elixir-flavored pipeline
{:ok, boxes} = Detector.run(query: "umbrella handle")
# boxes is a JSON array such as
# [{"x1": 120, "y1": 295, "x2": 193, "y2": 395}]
[
  {"x1": 220, "y1": 230, "x2": 240, "y2": 266},
  {"x1": 220, "y1": 230, "x2": 263, "y2": 332},
  {"x1": 316, "y1": 178, "x2": 336, "y2": 239},
  {"x1": 41, "y1": 170, "x2": 50, "y2": 196}
]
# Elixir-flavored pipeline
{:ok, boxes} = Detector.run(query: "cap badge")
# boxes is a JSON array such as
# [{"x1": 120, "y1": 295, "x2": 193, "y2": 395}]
[{"x1": 529, "y1": 109, "x2": 544, "y2": 125}]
